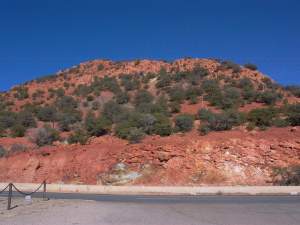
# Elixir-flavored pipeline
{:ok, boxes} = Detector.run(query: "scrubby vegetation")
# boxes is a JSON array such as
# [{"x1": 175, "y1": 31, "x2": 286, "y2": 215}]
[
  {"x1": 272, "y1": 166, "x2": 300, "y2": 185},
  {"x1": 0, "y1": 145, "x2": 6, "y2": 157},
  {"x1": 33, "y1": 126, "x2": 60, "y2": 147},
  {"x1": 174, "y1": 114, "x2": 194, "y2": 132},
  {"x1": 285, "y1": 85, "x2": 300, "y2": 98},
  {"x1": 0, "y1": 59, "x2": 298, "y2": 146}
]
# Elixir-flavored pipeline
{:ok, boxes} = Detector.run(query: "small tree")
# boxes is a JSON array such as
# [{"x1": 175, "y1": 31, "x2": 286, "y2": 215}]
[
  {"x1": 102, "y1": 100, "x2": 125, "y2": 123},
  {"x1": 174, "y1": 114, "x2": 194, "y2": 132},
  {"x1": 85, "y1": 112, "x2": 112, "y2": 137},
  {"x1": 134, "y1": 90, "x2": 154, "y2": 106},
  {"x1": 244, "y1": 63, "x2": 258, "y2": 71},
  {"x1": 198, "y1": 108, "x2": 215, "y2": 121},
  {"x1": 17, "y1": 110, "x2": 37, "y2": 128},
  {"x1": 68, "y1": 129, "x2": 89, "y2": 145},
  {"x1": 33, "y1": 126, "x2": 60, "y2": 147},
  {"x1": 168, "y1": 87, "x2": 185, "y2": 103},
  {"x1": 153, "y1": 113, "x2": 172, "y2": 136},
  {"x1": 115, "y1": 92, "x2": 130, "y2": 104},
  {"x1": 36, "y1": 106, "x2": 58, "y2": 126}
]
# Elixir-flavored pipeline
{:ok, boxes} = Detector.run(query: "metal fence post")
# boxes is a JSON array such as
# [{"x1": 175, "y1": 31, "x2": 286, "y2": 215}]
[
  {"x1": 7, "y1": 183, "x2": 13, "y2": 210},
  {"x1": 43, "y1": 181, "x2": 48, "y2": 201}
]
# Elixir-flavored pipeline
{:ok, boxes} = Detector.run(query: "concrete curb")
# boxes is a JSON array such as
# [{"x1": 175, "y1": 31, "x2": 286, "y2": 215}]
[{"x1": 1, "y1": 183, "x2": 300, "y2": 196}]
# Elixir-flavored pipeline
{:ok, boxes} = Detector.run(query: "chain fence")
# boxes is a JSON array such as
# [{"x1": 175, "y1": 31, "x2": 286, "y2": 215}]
[{"x1": 0, "y1": 181, "x2": 48, "y2": 210}]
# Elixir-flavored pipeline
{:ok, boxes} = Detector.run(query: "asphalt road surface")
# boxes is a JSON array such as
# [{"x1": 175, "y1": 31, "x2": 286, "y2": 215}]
[{"x1": 0, "y1": 193, "x2": 300, "y2": 225}]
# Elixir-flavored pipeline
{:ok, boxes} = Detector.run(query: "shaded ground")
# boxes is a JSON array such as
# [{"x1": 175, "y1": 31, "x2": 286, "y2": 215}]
[{"x1": 1, "y1": 196, "x2": 300, "y2": 225}]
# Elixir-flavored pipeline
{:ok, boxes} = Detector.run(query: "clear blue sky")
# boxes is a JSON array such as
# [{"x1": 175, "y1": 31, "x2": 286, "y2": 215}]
[{"x1": 0, "y1": 0, "x2": 299, "y2": 91}]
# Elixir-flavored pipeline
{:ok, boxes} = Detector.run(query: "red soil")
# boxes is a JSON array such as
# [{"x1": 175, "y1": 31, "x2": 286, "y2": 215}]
[{"x1": 1, "y1": 127, "x2": 299, "y2": 185}]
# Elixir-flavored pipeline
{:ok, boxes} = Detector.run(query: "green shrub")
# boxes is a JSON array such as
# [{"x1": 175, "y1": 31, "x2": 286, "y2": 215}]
[
  {"x1": 206, "y1": 113, "x2": 237, "y2": 131},
  {"x1": 174, "y1": 114, "x2": 194, "y2": 132},
  {"x1": 198, "y1": 108, "x2": 215, "y2": 121},
  {"x1": 120, "y1": 75, "x2": 140, "y2": 91},
  {"x1": 142, "y1": 73, "x2": 156, "y2": 84},
  {"x1": 11, "y1": 124, "x2": 26, "y2": 137},
  {"x1": 13, "y1": 86, "x2": 29, "y2": 100},
  {"x1": 221, "y1": 87, "x2": 241, "y2": 109},
  {"x1": 244, "y1": 63, "x2": 258, "y2": 71},
  {"x1": 0, "y1": 111, "x2": 17, "y2": 129},
  {"x1": 219, "y1": 61, "x2": 241, "y2": 73},
  {"x1": 95, "y1": 76, "x2": 121, "y2": 93},
  {"x1": 185, "y1": 87, "x2": 202, "y2": 101},
  {"x1": 68, "y1": 129, "x2": 89, "y2": 145},
  {"x1": 102, "y1": 100, "x2": 126, "y2": 123},
  {"x1": 137, "y1": 114, "x2": 157, "y2": 134},
  {"x1": 152, "y1": 113, "x2": 172, "y2": 136},
  {"x1": 156, "y1": 69, "x2": 172, "y2": 88},
  {"x1": 57, "y1": 111, "x2": 82, "y2": 131},
  {"x1": 85, "y1": 112, "x2": 111, "y2": 137},
  {"x1": 199, "y1": 110, "x2": 245, "y2": 134},
  {"x1": 169, "y1": 102, "x2": 181, "y2": 113},
  {"x1": 192, "y1": 64, "x2": 209, "y2": 78},
  {"x1": 35, "y1": 74, "x2": 57, "y2": 83},
  {"x1": 115, "y1": 121, "x2": 135, "y2": 139},
  {"x1": 285, "y1": 85, "x2": 300, "y2": 98},
  {"x1": 10, "y1": 143, "x2": 27, "y2": 154},
  {"x1": 73, "y1": 84, "x2": 92, "y2": 97},
  {"x1": 272, "y1": 118, "x2": 289, "y2": 127},
  {"x1": 36, "y1": 106, "x2": 58, "y2": 122},
  {"x1": 272, "y1": 166, "x2": 300, "y2": 185},
  {"x1": 115, "y1": 92, "x2": 130, "y2": 104},
  {"x1": 256, "y1": 91, "x2": 280, "y2": 105},
  {"x1": 247, "y1": 108, "x2": 278, "y2": 128},
  {"x1": 86, "y1": 95, "x2": 94, "y2": 102},
  {"x1": 91, "y1": 101, "x2": 100, "y2": 110},
  {"x1": 97, "y1": 64, "x2": 104, "y2": 71},
  {"x1": 242, "y1": 86, "x2": 257, "y2": 102},
  {"x1": 238, "y1": 78, "x2": 253, "y2": 88},
  {"x1": 127, "y1": 127, "x2": 145, "y2": 143},
  {"x1": 168, "y1": 86, "x2": 185, "y2": 103},
  {"x1": 134, "y1": 90, "x2": 154, "y2": 106},
  {"x1": 0, "y1": 145, "x2": 6, "y2": 157},
  {"x1": 33, "y1": 126, "x2": 60, "y2": 147},
  {"x1": 55, "y1": 96, "x2": 78, "y2": 110},
  {"x1": 286, "y1": 104, "x2": 300, "y2": 126},
  {"x1": 199, "y1": 124, "x2": 211, "y2": 135},
  {"x1": 202, "y1": 79, "x2": 220, "y2": 93},
  {"x1": 17, "y1": 110, "x2": 37, "y2": 128},
  {"x1": 32, "y1": 89, "x2": 45, "y2": 99}
]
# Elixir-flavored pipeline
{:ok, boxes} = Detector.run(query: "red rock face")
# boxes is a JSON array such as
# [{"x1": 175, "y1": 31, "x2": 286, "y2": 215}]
[
  {"x1": 1, "y1": 58, "x2": 299, "y2": 185},
  {"x1": 0, "y1": 127, "x2": 299, "y2": 185}
]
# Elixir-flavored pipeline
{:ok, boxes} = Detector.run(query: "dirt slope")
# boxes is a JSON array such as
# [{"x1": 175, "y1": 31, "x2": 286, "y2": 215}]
[{"x1": 0, "y1": 127, "x2": 299, "y2": 185}]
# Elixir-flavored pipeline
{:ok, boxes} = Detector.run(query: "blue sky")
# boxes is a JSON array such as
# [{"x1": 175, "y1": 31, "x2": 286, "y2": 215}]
[{"x1": 0, "y1": 0, "x2": 299, "y2": 91}]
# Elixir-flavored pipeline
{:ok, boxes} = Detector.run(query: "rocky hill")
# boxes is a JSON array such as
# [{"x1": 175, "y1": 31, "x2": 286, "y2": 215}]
[{"x1": 0, "y1": 58, "x2": 299, "y2": 186}]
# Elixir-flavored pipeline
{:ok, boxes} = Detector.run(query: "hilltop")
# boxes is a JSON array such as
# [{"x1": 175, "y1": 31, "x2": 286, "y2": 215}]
[{"x1": 0, "y1": 58, "x2": 299, "y2": 186}]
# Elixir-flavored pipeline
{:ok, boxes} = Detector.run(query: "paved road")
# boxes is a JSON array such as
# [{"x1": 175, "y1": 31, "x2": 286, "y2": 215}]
[{"x1": 1, "y1": 193, "x2": 300, "y2": 225}]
